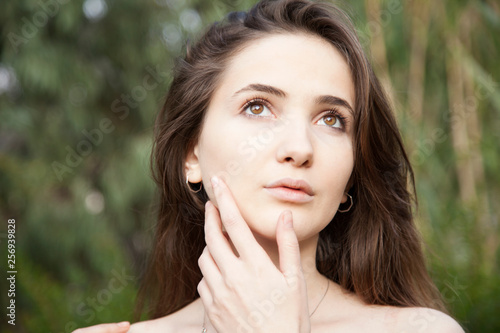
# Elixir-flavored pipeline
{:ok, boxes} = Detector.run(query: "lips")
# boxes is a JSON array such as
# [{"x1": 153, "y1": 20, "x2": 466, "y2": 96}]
[{"x1": 264, "y1": 178, "x2": 314, "y2": 203}]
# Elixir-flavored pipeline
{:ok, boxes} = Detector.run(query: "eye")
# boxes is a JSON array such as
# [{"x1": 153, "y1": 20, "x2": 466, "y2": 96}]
[
  {"x1": 242, "y1": 98, "x2": 273, "y2": 117},
  {"x1": 322, "y1": 115, "x2": 339, "y2": 127},
  {"x1": 317, "y1": 110, "x2": 346, "y2": 130}
]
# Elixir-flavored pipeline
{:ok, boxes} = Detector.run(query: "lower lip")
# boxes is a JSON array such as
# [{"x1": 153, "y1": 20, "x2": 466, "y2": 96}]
[{"x1": 264, "y1": 187, "x2": 313, "y2": 203}]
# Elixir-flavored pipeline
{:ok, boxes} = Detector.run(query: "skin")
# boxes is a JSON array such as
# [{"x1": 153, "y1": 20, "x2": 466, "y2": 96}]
[
  {"x1": 187, "y1": 32, "x2": 355, "y2": 267},
  {"x1": 73, "y1": 33, "x2": 464, "y2": 333}
]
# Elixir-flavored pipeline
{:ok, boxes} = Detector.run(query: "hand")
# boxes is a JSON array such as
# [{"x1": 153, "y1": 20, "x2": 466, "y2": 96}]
[
  {"x1": 72, "y1": 322, "x2": 130, "y2": 333},
  {"x1": 197, "y1": 176, "x2": 310, "y2": 333}
]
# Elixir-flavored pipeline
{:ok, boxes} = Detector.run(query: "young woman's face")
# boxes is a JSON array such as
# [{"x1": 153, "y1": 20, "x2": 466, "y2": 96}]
[{"x1": 188, "y1": 33, "x2": 355, "y2": 241}]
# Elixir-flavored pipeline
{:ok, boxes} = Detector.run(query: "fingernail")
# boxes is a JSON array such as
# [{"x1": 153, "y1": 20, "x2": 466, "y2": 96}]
[
  {"x1": 117, "y1": 321, "x2": 129, "y2": 327},
  {"x1": 205, "y1": 201, "x2": 212, "y2": 210},
  {"x1": 211, "y1": 176, "x2": 219, "y2": 188}
]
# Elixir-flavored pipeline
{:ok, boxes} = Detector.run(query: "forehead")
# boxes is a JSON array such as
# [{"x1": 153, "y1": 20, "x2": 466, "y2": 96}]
[{"x1": 212, "y1": 32, "x2": 355, "y2": 108}]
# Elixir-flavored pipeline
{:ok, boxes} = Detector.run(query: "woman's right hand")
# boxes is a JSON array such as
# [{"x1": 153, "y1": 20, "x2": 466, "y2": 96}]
[
  {"x1": 198, "y1": 177, "x2": 310, "y2": 333},
  {"x1": 72, "y1": 322, "x2": 130, "y2": 333}
]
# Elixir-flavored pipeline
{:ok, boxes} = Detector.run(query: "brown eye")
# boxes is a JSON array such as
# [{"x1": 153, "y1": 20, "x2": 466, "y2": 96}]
[
  {"x1": 317, "y1": 111, "x2": 344, "y2": 130},
  {"x1": 243, "y1": 99, "x2": 272, "y2": 117},
  {"x1": 323, "y1": 115, "x2": 337, "y2": 126},
  {"x1": 250, "y1": 103, "x2": 265, "y2": 115}
]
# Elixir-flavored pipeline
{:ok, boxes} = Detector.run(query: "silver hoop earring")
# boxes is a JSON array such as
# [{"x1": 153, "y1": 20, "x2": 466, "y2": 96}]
[
  {"x1": 338, "y1": 193, "x2": 353, "y2": 213},
  {"x1": 186, "y1": 175, "x2": 202, "y2": 193}
]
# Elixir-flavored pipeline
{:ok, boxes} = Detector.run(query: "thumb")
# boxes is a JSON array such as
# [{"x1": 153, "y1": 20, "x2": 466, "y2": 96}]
[{"x1": 276, "y1": 210, "x2": 302, "y2": 285}]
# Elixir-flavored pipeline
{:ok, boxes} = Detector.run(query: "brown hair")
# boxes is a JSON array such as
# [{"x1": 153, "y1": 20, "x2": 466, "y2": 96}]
[{"x1": 137, "y1": 0, "x2": 446, "y2": 319}]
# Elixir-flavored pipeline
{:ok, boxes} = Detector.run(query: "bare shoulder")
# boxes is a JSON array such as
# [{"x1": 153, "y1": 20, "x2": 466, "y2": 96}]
[
  {"x1": 127, "y1": 299, "x2": 203, "y2": 333},
  {"x1": 127, "y1": 316, "x2": 170, "y2": 333},
  {"x1": 313, "y1": 284, "x2": 463, "y2": 333},
  {"x1": 388, "y1": 307, "x2": 464, "y2": 333}
]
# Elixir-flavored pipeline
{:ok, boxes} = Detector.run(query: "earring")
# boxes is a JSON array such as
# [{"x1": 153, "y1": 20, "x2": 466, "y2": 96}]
[
  {"x1": 186, "y1": 175, "x2": 202, "y2": 193},
  {"x1": 338, "y1": 193, "x2": 353, "y2": 213}
]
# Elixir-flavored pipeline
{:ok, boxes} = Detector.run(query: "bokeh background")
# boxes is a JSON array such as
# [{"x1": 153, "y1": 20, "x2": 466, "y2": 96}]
[{"x1": 1, "y1": 0, "x2": 499, "y2": 332}]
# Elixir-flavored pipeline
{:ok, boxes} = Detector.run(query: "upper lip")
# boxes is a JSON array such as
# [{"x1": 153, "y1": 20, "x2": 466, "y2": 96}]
[{"x1": 265, "y1": 178, "x2": 314, "y2": 196}]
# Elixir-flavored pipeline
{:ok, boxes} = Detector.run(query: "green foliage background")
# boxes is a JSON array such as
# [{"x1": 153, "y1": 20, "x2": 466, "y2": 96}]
[{"x1": 0, "y1": 0, "x2": 499, "y2": 332}]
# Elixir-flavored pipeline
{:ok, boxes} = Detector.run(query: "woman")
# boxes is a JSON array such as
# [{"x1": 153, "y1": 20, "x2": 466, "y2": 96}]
[{"x1": 75, "y1": 0, "x2": 464, "y2": 332}]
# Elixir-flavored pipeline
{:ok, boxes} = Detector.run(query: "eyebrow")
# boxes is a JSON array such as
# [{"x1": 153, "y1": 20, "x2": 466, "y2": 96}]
[
  {"x1": 232, "y1": 83, "x2": 354, "y2": 115},
  {"x1": 314, "y1": 95, "x2": 354, "y2": 115},
  {"x1": 233, "y1": 83, "x2": 287, "y2": 98}
]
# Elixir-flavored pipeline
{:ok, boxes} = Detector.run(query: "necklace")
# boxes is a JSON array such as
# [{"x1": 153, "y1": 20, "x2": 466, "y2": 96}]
[
  {"x1": 201, "y1": 280, "x2": 329, "y2": 332},
  {"x1": 309, "y1": 279, "x2": 329, "y2": 318}
]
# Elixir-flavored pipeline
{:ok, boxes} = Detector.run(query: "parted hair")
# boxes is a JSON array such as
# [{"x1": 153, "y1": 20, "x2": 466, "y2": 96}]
[{"x1": 137, "y1": 0, "x2": 446, "y2": 319}]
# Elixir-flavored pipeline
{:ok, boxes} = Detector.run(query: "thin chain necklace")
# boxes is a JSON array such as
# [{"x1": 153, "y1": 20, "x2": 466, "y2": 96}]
[
  {"x1": 201, "y1": 280, "x2": 329, "y2": 332},
  {"x1": 309, "y1": 279, "x2": 329, "y2": 318}
]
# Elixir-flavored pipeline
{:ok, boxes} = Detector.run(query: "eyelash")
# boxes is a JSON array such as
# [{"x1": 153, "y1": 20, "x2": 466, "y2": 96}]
[
  {"x1": 241, "y1": 97, "x2": 273, "y2": 117},
  {"x1": 240, "y1": 97, "x2": 349, "y2": 130},
  {"x1": 323, "y1": 108, "x2": 348, "y2": 129}
]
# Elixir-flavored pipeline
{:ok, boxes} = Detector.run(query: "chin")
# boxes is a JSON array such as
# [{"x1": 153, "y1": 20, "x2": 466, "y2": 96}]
[
  {"x1": 242, "y1": 209, "x2": 324, "y2": 243},
  {"x1": 245, "y1": 218, "x2": 280, "y2": 240}
]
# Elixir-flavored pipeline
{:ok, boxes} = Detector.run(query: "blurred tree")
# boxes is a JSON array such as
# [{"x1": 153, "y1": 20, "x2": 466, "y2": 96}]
[{"x1": 0, "y1": 0, "x2": 499, "y2": 332}]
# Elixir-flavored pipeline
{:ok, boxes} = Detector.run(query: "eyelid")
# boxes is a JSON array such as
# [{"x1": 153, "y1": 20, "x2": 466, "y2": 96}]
[
  {"x1": 240, "y1": 96, "x2": 350, "y2": 130},
  {"x1": 318, "y1": 108, "x2": 349, "y2": 130},
  {"x1": 240, "y1": 96, "x2": 275, "y2": 117}
]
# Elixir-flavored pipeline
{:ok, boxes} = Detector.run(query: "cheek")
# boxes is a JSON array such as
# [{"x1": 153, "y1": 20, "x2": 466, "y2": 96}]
[
  {"x1": 198, "y1": 113, "x2": 270, "y2": 178},
  {"x1": 320, "y1": 137, "x2": 354, "y2": 183},
  {"x1": 197, "y1": 127, "x2": 254, "y2": 200}
]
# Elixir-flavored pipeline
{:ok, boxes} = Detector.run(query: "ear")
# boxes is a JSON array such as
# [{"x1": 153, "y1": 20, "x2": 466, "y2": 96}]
[
  {"x1": 185, "y1": 144, "x2": 202, "y2": 183},
  {"x1": 341, "y1": 192, "x2": 348, "y2": 204},
  {"x1": 342, "y1": 173, "x2": 355, "y2": 203}
]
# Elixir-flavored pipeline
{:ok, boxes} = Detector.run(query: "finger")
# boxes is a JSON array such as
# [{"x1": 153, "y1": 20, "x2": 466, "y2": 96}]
[
  {"x1": 210, "y1": 176, "x2": 266, "y2": 260},
  {"x1": 197, "y1": 277, "x2": 213, "y2": 309},
  {"x1": 72, "y1": 322, "x2": 130, "y2": 333},
  {"x1": 201, "y1": 297, "x2": 217, "y2": 333},
  {"x1": 203, "y1": 311, "x2": 215, "y2": 332},
  {"x1": 205, "y1": 201, "x2": 239, "y2": 267},
  {"x1": 276, "y1": 210, "x2": 302, "y2": 283},
  {"x1": 198, "y1": 246, "x2": 225, "y2": 293}
]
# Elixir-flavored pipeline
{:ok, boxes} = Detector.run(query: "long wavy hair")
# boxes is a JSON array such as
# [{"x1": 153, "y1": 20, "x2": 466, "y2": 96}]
[{"x1": 137, "y1": 0, "x2": 446, "y2": 319}]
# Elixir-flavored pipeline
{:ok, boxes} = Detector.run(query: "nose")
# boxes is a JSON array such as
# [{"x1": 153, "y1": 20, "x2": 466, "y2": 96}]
[{"x1": 275, "y1": 119, "x2": 314, "y2": 168}]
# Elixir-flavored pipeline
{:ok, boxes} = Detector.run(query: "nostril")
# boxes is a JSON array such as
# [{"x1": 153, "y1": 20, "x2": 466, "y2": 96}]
[{"x1": 276, "y1": 141, "x2": 313, "y2": 167}]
